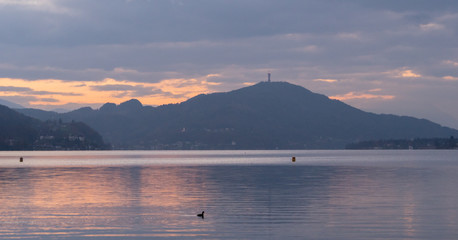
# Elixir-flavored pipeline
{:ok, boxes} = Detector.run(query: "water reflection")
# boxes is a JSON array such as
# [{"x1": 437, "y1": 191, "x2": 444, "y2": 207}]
[{"x1": 0, "y1": 151, "x2": 457, "y2": 239}]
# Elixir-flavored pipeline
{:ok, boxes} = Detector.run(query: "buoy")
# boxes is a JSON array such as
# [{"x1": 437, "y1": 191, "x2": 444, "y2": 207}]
[
  {"x1": 19, "y1": 157, "x2": 23, "y2": 162},
  {"x1": 292, "y1": 156, "x2": 296, "y2": 162}
]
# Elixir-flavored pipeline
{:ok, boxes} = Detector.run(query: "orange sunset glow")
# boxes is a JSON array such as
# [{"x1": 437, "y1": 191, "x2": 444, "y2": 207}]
[
  {"x1": 330, "y1": 89, "x2": 395, "y2": 101},
  {"x1": 0, "y1": 77, "x2": 222, "y2": 108},
  {"x1": 0, "y1": 167, "x2": 207, "y2": 212}
]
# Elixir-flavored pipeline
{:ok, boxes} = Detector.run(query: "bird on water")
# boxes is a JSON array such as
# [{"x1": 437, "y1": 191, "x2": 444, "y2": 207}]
[{"x1": 197, "y1": 211, "x2": 204, "y2": 218}]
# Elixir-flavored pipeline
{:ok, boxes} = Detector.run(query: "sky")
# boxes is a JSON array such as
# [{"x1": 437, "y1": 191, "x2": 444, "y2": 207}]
[{"x1": 1, "y1": 0, "x2": 458, "y2": 129}]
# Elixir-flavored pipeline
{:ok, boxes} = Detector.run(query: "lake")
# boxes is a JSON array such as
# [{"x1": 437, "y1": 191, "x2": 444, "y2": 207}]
[{"x1": 0, "y1": 150, "x2": 457, "y2": 239}]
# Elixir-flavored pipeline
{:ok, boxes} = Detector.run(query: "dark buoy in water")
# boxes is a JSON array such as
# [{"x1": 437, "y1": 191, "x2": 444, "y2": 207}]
[
  {"x1": 19, "y1": 157, "x2": 23, "y2": 162},
  {"x1": 292, "y1": 156, "x2": 296, "y2": 162},
  {"x1": 197, "y1": 211, "x2": 204, "y2": 218}
]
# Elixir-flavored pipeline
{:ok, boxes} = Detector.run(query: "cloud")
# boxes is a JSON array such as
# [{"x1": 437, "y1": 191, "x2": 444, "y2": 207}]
[
  {"x1": 38, "y1": 97, "x2": 59, "y2": 103},
  {"x1": 0, "y1": 94, "x2": 39, "y2": 106},
  {"x1": 313, "y1": 79, "x2": 338, "y2": 83},
  {"x1": 399, "y1": 70, "x2": 421, "y2": 78},
  {"x1": 151, "y1": 78, "x2": 217, "y2": 99},
  {"x1": 296, "y1": 45, "x2": 320, "y2": 53},
  {"x1": 389, "y1": 69, "x2": 422, "y2": 78},
  {"x1": 31, "y1": 91, "x2": 82, "y2": 96},
  {"x1": 443, "y1": 60, "x2": 458, "y2": 67},
  {"x1": 90, "y1": 77, "x2": 221, "y2": 99},
  {"x1": 112, "y1": 67, "x2": 141, "y2": 74},
  {"x1": 331, "y1": 90, "x2": 395, "y2": 101},
  {"x1": 442, "y1": 76, "x2": 458, "y2": 81},
  {"x1": 0, "y1": 0, "x2": 70, "y2": 13},
  {"x1": 368, "y1": 88, "x2": 382, "y2": 92},
  {"x1": 90, "y1": 81, "x2": 175, "y2": 98},
  {"x1": 420, "y1": 23, "x2": 445, "y2": 31},
  {"x1": 0, "y1": 86, "x2": 32, "y2": 92},
  {"x1": 336, "y1": 32, "x2": 363, "y2": 41},
  {"x1": 91, "y1": 84, "x2": 137, "y2": 91},
  {"x1": 0, "y1": 76, "x2": 223, "y2": 107},
  {"x1": 0, "y1": 83, "x2": 81, "y2": 96}
]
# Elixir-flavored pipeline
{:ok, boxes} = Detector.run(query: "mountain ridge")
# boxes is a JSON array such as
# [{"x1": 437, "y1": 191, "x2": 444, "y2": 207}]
[
  {"x1": 0, "y1": 104, "x2": 108, "y2": 150},
  {"x1": 16, "y1": 81, "x2": 458, "y2": 149}
]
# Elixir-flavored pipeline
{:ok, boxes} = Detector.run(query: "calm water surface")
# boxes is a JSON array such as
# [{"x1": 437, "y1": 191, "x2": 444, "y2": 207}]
[{"x1": 0, "y1": 150, "x2": 457, "y2": 239}]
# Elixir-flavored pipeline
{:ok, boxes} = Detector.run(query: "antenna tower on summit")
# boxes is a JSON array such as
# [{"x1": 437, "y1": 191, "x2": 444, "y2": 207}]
[{"x1": 268, "y1": 73, "x2": 271, "y2": 82}]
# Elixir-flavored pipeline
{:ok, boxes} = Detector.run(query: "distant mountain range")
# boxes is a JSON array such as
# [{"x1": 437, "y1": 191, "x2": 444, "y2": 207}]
[
  {"x1": 346, "y1": 137, "x2": 457, "y2": 150},
  {"x1": 0, "y1": 98, "x2": 23, "y2": 109},
  {"x1": 15, "y1": 81, "x2": 458, "y2": 149},
  {"x1": 0, "y1": 105, "x2": 107, "y2": 150}
]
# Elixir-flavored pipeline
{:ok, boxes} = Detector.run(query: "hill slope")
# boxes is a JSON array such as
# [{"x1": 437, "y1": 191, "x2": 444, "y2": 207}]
[
  {"x1": 18, "y1": 81, "x2": 458, "y2": 149},
  {"x1": 1, "y1": 105, "x2": 108, "y2": 150},
  {"x1": 0, "y1": 105, "x2": 41, "y2": 150},
  {"x1": 0, "y1": 98, "x2": 23, "y2": 109}
]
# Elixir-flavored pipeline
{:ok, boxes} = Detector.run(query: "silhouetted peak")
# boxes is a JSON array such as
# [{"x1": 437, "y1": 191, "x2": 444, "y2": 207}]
[
  {"x1": 100, "y1": 102, "x2": 117, "y2": 112},
  {"x1": 73, "y1": 107, "x2": 94, "y2": 113},
  {"x1": 118, "y1": 99, "x2": 143, "y2": 111},
  {"x1": 183, "y1": 81, "x2": 324, "y2": 108},
  {"x1": 243, "y1": 81, "x2": 313, "y2": 94}
]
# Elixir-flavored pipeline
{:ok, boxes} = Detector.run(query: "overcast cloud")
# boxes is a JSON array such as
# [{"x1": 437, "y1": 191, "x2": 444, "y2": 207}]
[{"x1": 0, "y1": 0, "x2": 457, "y2": 128}]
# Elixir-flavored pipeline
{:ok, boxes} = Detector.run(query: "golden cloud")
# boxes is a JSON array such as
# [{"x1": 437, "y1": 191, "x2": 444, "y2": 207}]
[
  {"x1": 243, "y1": 82, "x2": 256, "y2": 86},
  {"x1": 399, "y1": 70, "x2": 421, "y2": 78},
  {"x1": 368, "y1": 88, "x2": 382, "y2": 92},
  {"x1": 387, "y1": 68, "x2": 422, "y2": 78},
  {"x1": 313, "y1": 78, "x2": 338, "y2": 83},
  {"x1": 330, "y1": 90, "x2": 395, "y2": 101},
  {"x1": 442, "y1": 76, "x2": 458, "y2": 81},
  {"x1": 0, "y1": 76, "x2": 221, "y2": 107}
]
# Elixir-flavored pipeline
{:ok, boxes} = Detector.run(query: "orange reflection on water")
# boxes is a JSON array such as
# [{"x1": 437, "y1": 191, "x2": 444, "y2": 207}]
[
  {"x1": 139, "y1": 167, "x2": 210, "y2": 208},
  {"x1": 0, "y1": 167, "x2": 206, "y2": 208},
  {"x1": 0, "y1": 166, "x2": 212, "y2": 238}
]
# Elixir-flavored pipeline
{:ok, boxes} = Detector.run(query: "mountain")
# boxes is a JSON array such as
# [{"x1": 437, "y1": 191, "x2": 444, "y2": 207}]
[
  {"x1": 346, "y1": 137, "x2": 457, "y2": 149},
  {"x1": 0, "y1": 105, "x2": 41, "y2": 150},
  {"x1": 17, "y1": 81, "x2": 458, "y2": 149},
  {"x1": 17, "y1": 108, "x2": 60, "y2": 121},
  {"x1": 0, "y1": 104, "x2": 108, "y2": 150},
  {"x1": 0, "y1": 98, "x2": 23, "y2": 109}
]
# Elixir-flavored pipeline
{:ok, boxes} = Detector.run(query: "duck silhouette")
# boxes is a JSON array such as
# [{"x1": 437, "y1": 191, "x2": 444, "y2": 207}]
[{"x1": 197, "y1": 211, "x2": 204, "y2": 218}]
